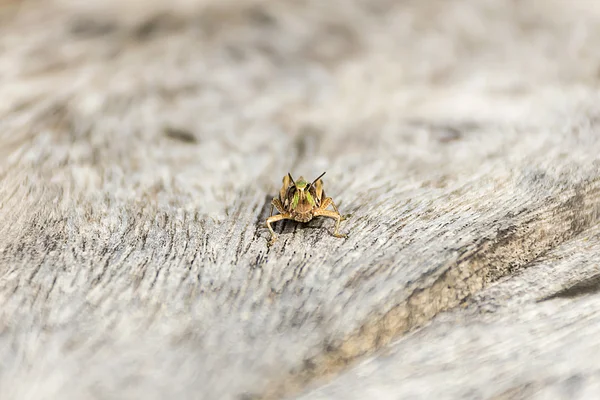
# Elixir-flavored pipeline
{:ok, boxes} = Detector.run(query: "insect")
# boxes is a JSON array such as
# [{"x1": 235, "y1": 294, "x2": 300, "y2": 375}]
[{"x1": 265, "y1": 172, "x2": 348, "y2": 245}]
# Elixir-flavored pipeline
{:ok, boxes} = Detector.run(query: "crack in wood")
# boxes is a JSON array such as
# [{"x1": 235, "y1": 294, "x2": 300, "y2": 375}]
[{"x1": 538, "y1": 273, "x2": 600, "y2": 302}]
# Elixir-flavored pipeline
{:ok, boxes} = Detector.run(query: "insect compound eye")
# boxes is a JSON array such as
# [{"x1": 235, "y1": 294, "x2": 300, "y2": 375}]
[{"x1": 286, "y1": 185, "x2": 296, "y2": 198}]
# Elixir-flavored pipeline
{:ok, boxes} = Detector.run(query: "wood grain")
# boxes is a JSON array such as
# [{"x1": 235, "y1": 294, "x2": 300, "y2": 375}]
[
  {"x1": 1, "y1": 1, "x2": 600, "y2": 399},
  {"x1": 298, "y1": 224, "x2": 600, "y2": 399}
]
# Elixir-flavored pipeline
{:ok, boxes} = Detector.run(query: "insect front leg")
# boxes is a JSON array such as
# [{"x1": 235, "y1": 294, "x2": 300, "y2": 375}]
[
  {"x1": 315, "y1": 197, "x2": 347, "y2": 238},
  {"x1": 266, "y1": 213, "x2": 291, "y2": 245}
]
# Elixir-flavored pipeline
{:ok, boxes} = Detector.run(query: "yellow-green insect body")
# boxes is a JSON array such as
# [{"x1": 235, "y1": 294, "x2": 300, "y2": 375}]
[{"x1": 266, "y1": 172, "x2": 348, "y2": 245}]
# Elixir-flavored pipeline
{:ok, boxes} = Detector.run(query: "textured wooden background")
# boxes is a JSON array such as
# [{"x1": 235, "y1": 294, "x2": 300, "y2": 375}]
[{"x1": 1, "y1": 1, "x2": 600, "y2": 399}]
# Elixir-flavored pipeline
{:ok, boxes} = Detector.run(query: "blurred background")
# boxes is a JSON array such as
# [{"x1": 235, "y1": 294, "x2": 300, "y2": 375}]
[{"x1": 3, "y1": 0, "x2": 600, "y2": 212}]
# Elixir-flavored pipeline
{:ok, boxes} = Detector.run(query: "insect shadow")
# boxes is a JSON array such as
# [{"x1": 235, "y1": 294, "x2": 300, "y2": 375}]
[{"x1": 256, "y1": 194, "x2": 329, "y2": 240}]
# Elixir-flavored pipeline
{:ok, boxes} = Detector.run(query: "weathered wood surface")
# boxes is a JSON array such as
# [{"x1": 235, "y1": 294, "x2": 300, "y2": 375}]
[
  {"x1": 298, "y1": 224, "x2": 600, "y2": 400},
  {"x1": 0, "y1": 1, "x2": 599, "y2": 399}
]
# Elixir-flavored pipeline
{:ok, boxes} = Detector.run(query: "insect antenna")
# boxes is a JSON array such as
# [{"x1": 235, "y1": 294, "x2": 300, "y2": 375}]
[
  {"x1": 309, "y1": 171, "x2": 326, "y2": 188},
  {"x1": 288, "y1": 173, "x2": 296, "y2": 186}
]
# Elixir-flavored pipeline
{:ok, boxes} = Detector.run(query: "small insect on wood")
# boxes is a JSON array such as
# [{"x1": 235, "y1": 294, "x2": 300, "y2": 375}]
[{"x1": 265, "y1": 172, "x2": 348, "y2": 245}]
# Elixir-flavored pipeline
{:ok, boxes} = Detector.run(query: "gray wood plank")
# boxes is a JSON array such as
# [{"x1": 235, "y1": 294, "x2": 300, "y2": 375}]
[
  {"x1": 297, "y1": 225, "x2": 600, "y2": 400},
  {"x1": 0, "y1": 1, "x2": 599, "y2": 399}
]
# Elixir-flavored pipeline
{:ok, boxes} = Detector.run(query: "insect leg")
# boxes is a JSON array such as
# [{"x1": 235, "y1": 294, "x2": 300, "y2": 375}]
[
  {"x1": 319, "y1": 197, "x2": 349, "y2": 221},
  {"x1": 266, "y1": 213, "x2": 290, "y2": 245},
  {"x1": 272, "y1": 197, "x2": 286, "y2": 214},
  {"x1": 313, "y1": 208, "x2": 347, "y2": 238}
]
